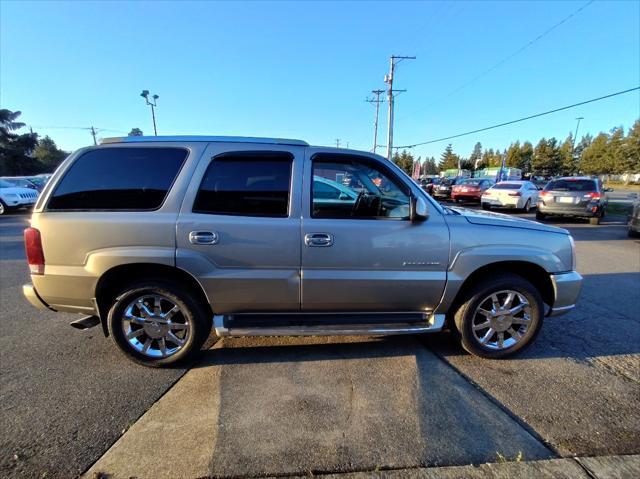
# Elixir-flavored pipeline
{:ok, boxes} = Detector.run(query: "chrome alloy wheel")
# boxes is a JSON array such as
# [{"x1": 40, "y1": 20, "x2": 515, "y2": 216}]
[
  {"x1": 121, "y1": 294, "x2": 191, "y2": 358},
  {"x1": 471, "y1": 290, "x2": 531, "y2": 350}
]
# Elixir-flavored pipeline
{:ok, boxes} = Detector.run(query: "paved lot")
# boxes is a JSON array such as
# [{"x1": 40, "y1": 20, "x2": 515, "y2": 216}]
[{"x1": 2, "y1": 203, "x2": 639, "y2": 478}]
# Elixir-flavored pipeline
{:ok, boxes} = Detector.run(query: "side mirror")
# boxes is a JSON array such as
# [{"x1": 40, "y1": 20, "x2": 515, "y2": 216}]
[{"x1": 410, "y1": 196, "x2": 429, "y2": 221}]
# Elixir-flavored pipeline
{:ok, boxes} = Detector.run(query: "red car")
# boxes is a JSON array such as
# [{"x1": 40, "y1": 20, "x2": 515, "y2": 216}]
[{"x1": 451, "y1": 179, "x2": 495, "y2": 203}]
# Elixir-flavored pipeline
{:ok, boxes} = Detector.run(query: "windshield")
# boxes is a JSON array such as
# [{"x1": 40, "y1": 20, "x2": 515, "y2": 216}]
[
  {"x1": 460, "y1": 179, "x2": 483, "y2": 186},
  {"x1": 0, "y1": 179, "x2": 15, "y2": 188},
  {"x1": 492, "y1": 183, "x2": 522, "y2": 190},
  {"x1": 545, "y1": 179, "x2": 596, "y2": 192}
]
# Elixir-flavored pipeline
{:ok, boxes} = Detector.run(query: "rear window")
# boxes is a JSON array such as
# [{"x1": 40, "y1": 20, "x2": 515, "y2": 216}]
[
  {"x1": 492, "y1": 183, "x2": 522, "y2": 190},
  {"x1": 460, "y1": 179, "x2": 482, "y2": 185},
  {"x1": 47, "y1": 147, "x2": 188, "y2": 210},
  {"x1": 545, "y1": 179, "x2": 596, "y2": 192},
  {"x1": 193, "y1": 151, "x2": 292, "y2": 217}
]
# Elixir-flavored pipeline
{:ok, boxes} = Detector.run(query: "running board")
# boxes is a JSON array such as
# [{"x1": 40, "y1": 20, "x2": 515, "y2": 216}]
[{"x1": 213, "y1": 313, "x2": 445, "y2": 337}]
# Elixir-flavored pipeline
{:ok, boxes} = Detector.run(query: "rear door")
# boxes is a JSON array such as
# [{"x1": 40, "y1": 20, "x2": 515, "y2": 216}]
[{"x1": 176, "y1": 143, "x2": 303, "y2": 313}]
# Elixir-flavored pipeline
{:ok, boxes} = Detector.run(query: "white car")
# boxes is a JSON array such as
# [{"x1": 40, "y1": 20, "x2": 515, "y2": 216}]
[
  {"x1": 0, "y1": 179, "x2": 39, "y2": 215},
  {"x1": 481, "y1": 180, "x2": 539, "y2": 212}
]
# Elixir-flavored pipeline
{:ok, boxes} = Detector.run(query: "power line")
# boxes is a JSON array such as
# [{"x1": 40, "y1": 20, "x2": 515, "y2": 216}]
[
  {"x1": 400, "y1": 0, "x2": 595, "y2": 121},
  {"x1": 388, "y1": 86, "x2": 639, "y2": 149}
]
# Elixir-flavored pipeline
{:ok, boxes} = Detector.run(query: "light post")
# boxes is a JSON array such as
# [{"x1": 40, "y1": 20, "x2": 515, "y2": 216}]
[
  {"x1": 572, "y1": 117, "x2": 584, "y2": 153},
  {"x1": 140, "y1": 90, "x2": 159, "y2": 136}
]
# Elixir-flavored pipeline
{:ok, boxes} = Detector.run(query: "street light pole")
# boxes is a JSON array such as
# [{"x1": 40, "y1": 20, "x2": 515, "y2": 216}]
[
  {"x1": 140, "y1": 90, "x2": 159, "y2": 136},
  {"x1": 572, "y1": 117, "x2": 584, "y2": 153}
]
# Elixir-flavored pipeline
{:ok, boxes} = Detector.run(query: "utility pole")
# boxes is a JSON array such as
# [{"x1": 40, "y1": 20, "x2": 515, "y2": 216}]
[
  {"x1": 90, "y1": 126, "x2": 98, "y2": 145},
  {"x1": 366, "y1": 89, "x2": 385, "y2": 154},
  {"x1": 335, "y1": 139, "x2": 341, "y2": 148},
  {"x1": 384, "y1": 55, "x2": 415, "y2": 160},
  {"x1": 140, "y1": 90, "x2": 159, "y2": 135}
]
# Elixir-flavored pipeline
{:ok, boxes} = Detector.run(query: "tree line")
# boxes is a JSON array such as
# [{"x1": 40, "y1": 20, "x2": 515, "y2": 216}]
[
  {"x1": 0, "y1": 109, "x2": 146, "y2": 176},
  {"x1": 393, "y1": 118, "x2": 640, "y2": 178}
]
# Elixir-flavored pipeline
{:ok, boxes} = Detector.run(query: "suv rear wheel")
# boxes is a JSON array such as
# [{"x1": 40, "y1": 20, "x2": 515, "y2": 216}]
[
  {"x1": 107, "y1": 281, "x2": 211, "y2": 367},
  {"x1": 452, "y1": 273, "x2": 544, "y2": 359}
]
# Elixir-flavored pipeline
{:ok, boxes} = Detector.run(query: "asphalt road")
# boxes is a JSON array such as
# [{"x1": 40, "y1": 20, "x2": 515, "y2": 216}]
[{"x1": 1, "y1": 203, "x2": 639, "y2": 478}]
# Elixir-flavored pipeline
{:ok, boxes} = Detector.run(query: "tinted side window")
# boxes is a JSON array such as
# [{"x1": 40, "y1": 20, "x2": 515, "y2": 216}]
[
  {"x1": 193, "y1": 151, "x2": 292, "y2": 217},
  {"x1": 47, "y1": 147, "x2": 187, "y2": 210}
]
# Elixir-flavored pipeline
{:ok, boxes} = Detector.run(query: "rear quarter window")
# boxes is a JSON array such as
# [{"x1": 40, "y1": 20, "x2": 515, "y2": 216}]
[{"x1": 46, "y1": 147, "x2": 188, "y2": 211}]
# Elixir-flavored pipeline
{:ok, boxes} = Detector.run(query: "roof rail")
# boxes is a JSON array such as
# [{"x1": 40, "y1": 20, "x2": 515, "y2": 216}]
[{"x1": 100, "y1": 135, "x2": 309, "y2": 146}]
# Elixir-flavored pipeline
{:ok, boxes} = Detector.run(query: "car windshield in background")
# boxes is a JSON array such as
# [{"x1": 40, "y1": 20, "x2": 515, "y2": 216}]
[
  {"x1": 546, "y1": 179, "x2": 596, "y2": 191},
  {"x1": 461, "y1": 179, "x2": 482, "y2": 186},
  {"x1": 492, "y1": 183, "x2": 522, "y2": 190},
  {"x1": 0, "y1": 179, "x2": 14, "y2": 188}
]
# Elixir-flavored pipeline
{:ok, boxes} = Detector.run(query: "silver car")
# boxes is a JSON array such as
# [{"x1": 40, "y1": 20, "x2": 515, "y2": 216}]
[{"x1": 23, "y1": 136, "x2": 582, "y2": 367}]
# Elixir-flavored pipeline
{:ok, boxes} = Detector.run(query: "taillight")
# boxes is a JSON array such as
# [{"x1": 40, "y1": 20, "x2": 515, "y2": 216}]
[
  {"x1": 584, "y1": 192, "x2": 601, "y2": 200},
  {"x1": 24, "y1": 227, "x2": 45, "y2": 275},
  {"x1": 540, "y1": 191, "x2": 552, "y2": 198},
  {"x1": 508, "y1": 191, "x2": 522, "y2": 197}
]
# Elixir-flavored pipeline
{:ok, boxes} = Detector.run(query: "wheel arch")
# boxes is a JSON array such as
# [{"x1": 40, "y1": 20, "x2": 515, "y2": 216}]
[
  {"x1": 94, "y1": 263, "x2": 212, "y2": 337},
  {"x1": 439, "y1": 260, "x2": 555, "y2": 324}
]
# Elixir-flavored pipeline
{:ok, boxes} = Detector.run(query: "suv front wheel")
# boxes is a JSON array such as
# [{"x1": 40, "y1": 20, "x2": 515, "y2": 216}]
[
  {"x1": 107, "y1": 281, "x2": 211, "y2": 367},
  {"x1": 453, "y1": 273, "x2": 544, "y2": 359}
]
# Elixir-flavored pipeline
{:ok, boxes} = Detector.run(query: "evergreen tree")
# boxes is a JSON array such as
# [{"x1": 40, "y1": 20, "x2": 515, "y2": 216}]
[
  {"x1": 423, "y1": 156, "x2": 438, "y2": 175},
  {"x1": 580, "y1": 133, "x2": 610, "y2": 175},
  {"x1": 520, "y1": 141, "x2": 534, "y2": 173},
  {"x1": 439, "y1": 144, "x2": 461, "y2": 170},
  {"x1": 559, "y1": 133, "x2": 577, "y2": 175},
  {"x1": 469, "y1": 142, "x2": 482, "y2": 168},
  {"x1": 128, "y1": 128, "x2": 143, "y2": 136},
  {"x1": 532, "y1": 137, "x2": 561, "y2": 175},
  {"x1": 506, "y1": 142, "x2": 522, "y2": 168},
  {"x1": 392, "y1": 149, "x2": 415, "y2": 175}
]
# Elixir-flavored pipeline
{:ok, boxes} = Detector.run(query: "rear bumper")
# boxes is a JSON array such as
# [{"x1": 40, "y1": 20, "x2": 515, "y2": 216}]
[
  {"x1": 548, "y1": 271, "x2": 583, "y2": 316},
  {"x1": 537, "y1": 203, "x2": 602, "y2": 217},
  {"x1": 23, "y1": 283, "x2": 53, "y2": 311},
  {"x1": 452, "y1": 192, "x2": 481, "y2": 200}
]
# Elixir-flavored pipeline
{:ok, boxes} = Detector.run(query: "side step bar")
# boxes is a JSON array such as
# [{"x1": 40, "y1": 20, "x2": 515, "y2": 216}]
[{"x1": 213, "y1": 313, "x2": 445, "y2": 337}]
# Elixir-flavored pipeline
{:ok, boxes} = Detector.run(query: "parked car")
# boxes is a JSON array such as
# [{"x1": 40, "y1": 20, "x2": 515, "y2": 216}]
[
  {"x1": 628, "y1": 198, "x2": 640, "y2": 238},
  {"x1": 482, "y1": 181, "x2": 539, "y2": 212},
  {"x1": 536, "y1": 177, "x2": 611, "y2": 225},
  {"x1": 451, "y1": 179, "x2": 494, "y2": 203},
  {"x1": 21, "y1": 176, "x2": 49, "y2": 191},
  {"x1": 432, "y1": 177, "x2": 464, "y2": 199},
  {"x1": 419, "y1": 177, "x2": 441, "y2": 195},
  {"x1": 1, "y1": 177, "x2": 39, "y2": 191},
  {"x1": 23, "y1": 136, "x2": 582, "y2": 367},
  {"x1": 0, "y1": 179, "x2": 39, "y2": 215}
]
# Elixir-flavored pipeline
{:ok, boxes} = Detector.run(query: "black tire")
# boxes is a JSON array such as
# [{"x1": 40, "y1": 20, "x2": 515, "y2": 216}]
[
  {"x1": 482, "y1": 203, "x2": 491, "y2": 211},
  {"x1": 107, "y1": 280, "x2": 211, "y2": 367},
  {"x1": 629, "y1": 228, "x2": 640, "y2": 238},
  {"x1": 522, "y1": 199, "x2": 531, "y2": 213},
  {"x1": 535, "y1": 211, "x2": 546, "y2": 221},
  {"x1": 452, "y1": 273, "x2": 544, "y2": 359},
  {"x1": 0, "y1": 199, "x2": 8, "y2": 215}
]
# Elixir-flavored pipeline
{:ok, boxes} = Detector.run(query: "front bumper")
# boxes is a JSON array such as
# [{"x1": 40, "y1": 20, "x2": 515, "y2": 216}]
[
  {"x1": 547, "y1": 271, "x2": 583, "y2": 316},
  {"x1": 23, "y1": 283, "x2": 52, "y2": 311}
]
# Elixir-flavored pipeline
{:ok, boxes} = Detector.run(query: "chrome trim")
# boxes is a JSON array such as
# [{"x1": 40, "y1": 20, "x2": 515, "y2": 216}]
[
  {"x1": 212, "y1": 313, "x2": 445, "y2": 337},
  {"x1": 548, "y1": 304, "x2": 575, "y2": 317},
  {"x1": 100, "y1": 135, "x2": 309, "y2": 146},
  {"x1": 304, "y1": 233, "x2": 334, "y2": 247},
  {"x1": 189, "y1": 231, "x2": 219, "y2": 245}
]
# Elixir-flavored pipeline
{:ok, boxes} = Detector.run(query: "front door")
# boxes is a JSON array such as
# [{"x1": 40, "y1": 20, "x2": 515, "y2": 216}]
[
  {"x1": 176, "y1": 144, "x2": 303, "y2": 313},
  {"x1": 301, "y1": 151, "x2": 449, "y2": 312}
]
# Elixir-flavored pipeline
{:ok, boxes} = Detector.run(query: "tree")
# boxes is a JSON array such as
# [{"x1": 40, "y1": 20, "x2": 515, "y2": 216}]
[
  {"x1": 0, "y1": 109, "x2": 41, "y2": 175},
  {"x1": 469, "y1": 142, "x2": 482, "y2": 168},
  {"x1": 580, "y1": 133, "x2": 610, "y2": 175},
  {"x1": 439, "y1": 144, "x2": 461, "y2": 171},
  {"x1": 505, "y1": 142, "x2": 522, "y2": 168},
  {"x1": 34, "y1": 136, "x2": 68, "y2": 170},
  {"x1": 423, "y1": 156, "x2": 438, "y2": 175},
  {"x1": 392, "y1": 149, "x2": 415, "y2": 175},
  {"x1": 128, "y1": 128, "x2": 143, "y2": 137},
  {"x1": 559, "y1": 133, "x2": 577, "y2": 176},
  {"x1": 532, "y1": 137, "x2": 561, "y2": 176},
  {"x1": 620, "y1": 120, "x2": 640, "y2": 175}
]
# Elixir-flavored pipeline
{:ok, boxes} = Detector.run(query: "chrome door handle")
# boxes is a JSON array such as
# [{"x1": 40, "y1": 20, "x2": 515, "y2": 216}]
[
  {"x1": 189, "y1": 231, "x2": 219, "y2": 245},
  {"x1": 305, "y1": 233, "x2": 334, "y2": 247}
]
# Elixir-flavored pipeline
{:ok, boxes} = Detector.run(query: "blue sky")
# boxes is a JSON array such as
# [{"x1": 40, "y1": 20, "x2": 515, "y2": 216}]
[{"x1": 1, "y1": 0, "x2": 639, "y2": 160}]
